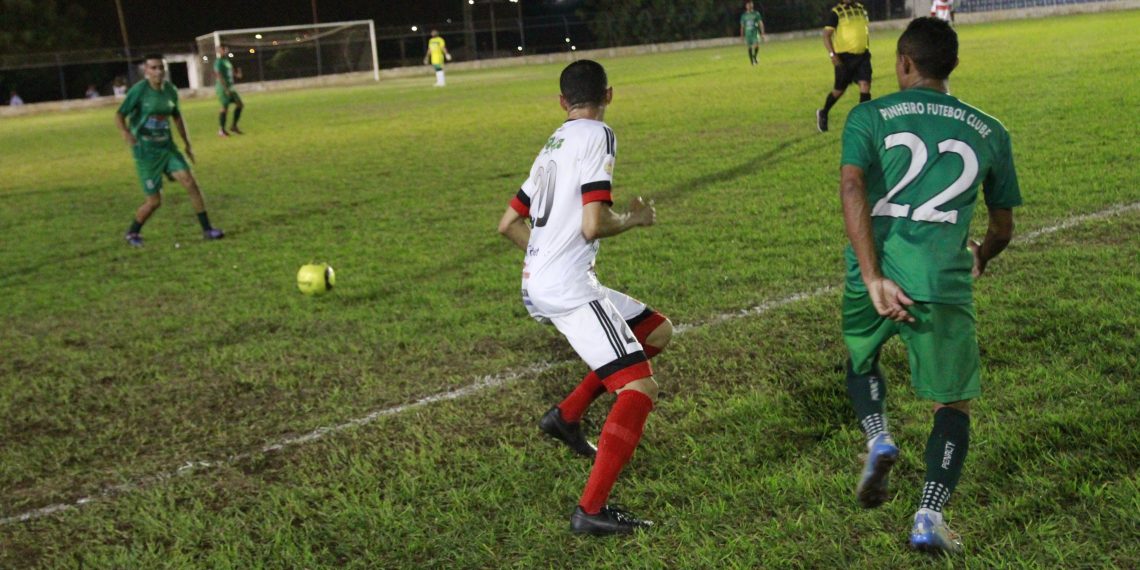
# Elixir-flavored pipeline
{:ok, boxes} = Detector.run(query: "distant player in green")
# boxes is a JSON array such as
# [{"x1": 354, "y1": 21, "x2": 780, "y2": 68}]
[
  {"x1": 740, "y1": 1, "x2": 768, "y2": 66},
  {"x1": 838, "y1": 18, "x2": 1020, "y2": 555},
  {"x1": 423, "y1": 30, "x2": 452, "y2": 87},
  {"x1": 116, "y1": 54, "x2": 224, "y2": 247},
  {"x1": 214, "y1": 45, "x2": 244, "y2": 136}
]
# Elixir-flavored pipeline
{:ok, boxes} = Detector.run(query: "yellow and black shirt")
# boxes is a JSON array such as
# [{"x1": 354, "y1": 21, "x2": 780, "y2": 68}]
[{"x1": 825, "y1": 2, "x2": 870, "y2": 55}]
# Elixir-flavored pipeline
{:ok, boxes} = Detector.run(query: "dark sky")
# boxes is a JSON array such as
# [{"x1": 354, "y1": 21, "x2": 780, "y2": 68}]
[{"x1": 78, "y1": 0, "x2": 583, "y2": 48}]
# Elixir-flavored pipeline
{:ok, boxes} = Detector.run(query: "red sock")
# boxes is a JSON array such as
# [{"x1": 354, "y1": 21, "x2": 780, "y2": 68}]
[
  {"x1": 643, "y1": 344, "x2": 661, "y2": 359},
  {"x1": 557, "y1": 371, "x2": 605, "y2": 423},
  {"x1": 578, "y1": 390, "x2": 654, "y2": 514}
]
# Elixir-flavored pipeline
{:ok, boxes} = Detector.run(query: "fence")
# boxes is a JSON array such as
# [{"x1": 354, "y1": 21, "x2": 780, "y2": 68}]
[{"x1": 1, "y1": 0, "x2": 1130, "y2": 106}]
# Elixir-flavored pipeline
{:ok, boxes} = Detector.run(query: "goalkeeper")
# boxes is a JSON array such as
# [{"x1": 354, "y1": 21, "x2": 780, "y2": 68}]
[{"x1": 423, "y1": 30, "x2": 452, "y2": 87}]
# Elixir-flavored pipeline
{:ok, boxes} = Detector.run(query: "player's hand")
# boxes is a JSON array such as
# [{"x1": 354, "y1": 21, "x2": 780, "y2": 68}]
[
  {"x1": 968, "y1": 239, "x2": 986, "y2": 278},
  {"x1": 184, "y1": 145, "x2": 196, "y2": 164},
  {"x1": 763, "y1": 34, "x2": 769, "y2": 43},
  {"x1": 122, "y1": 132, "x2": 137, "y2": 146},
  {"x1": 423, "y1": 57, "x2": 430, "y2": 65},
  {"x1": 628, "y1": 197, "x2": 656, "y2": 227},
  {"x1": 445, "y1": 53, "x2": 452, "y2": 62},
  {"x1": 867, "y1": 276, "x2": 914, "y2": 323},
  {"x1": 830, "y1": 54, "x2": 841, "y2": 67}
]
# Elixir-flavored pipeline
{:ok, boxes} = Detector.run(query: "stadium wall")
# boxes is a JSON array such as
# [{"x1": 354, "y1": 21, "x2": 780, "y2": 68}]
[{"x1": 2, "y1": 0, "x2": 1135, "y2": 119}]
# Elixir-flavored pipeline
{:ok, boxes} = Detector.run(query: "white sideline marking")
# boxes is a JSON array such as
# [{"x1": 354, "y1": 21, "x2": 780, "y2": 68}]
[{"x1": 3, "y1": 201, "x2": 1137, "y2": 526}]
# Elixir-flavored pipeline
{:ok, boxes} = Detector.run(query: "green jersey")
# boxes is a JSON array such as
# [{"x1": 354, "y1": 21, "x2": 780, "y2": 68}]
[
  {"x1": 118, "y1": 80, "x2": 181, "y2": 146},
  {"x1": 741, "y1": 11, "x2": 763, "y2": 39},
  {"x1": 841, "y1": 87, "x2": 1021, "y2": 304},
  {"x1": 215, "y1": 57, "x2": 235, "y2": 89}
]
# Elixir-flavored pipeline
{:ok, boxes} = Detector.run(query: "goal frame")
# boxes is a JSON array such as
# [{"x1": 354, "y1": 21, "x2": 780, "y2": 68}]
[{"x1": 194, "y1": 20, "x2": 380, "y2": 84}]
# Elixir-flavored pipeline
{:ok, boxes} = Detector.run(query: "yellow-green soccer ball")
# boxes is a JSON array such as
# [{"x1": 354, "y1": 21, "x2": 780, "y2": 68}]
[{"x1": 297, "y1": 263, "x2": 336, "y2": 296}]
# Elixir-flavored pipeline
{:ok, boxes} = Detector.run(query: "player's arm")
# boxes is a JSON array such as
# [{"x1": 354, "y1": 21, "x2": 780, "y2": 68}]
[
  {"x1": 969, "y1": 208, "x2": 1013, "y2": 278},
  {"x1": 840, "y1": 165, "x2": 914, "y2": 322},
  {"x1": 823, "y1": 10, "x2": 839, "y2": 65},
  {"x1": 823, "y1": 28, "x2": 839, "y2": 65},
  {"x1": 497, "y1": 206, "x2": 530, "y2": 251},
  {"x1": 214, "y1": 69, "x2": 230, "y2": 94},
  {"x1": 171, "y1": 111, "x2": 195, "y2": 163},
  {"x1": 581, "y1": 197, "x2": 655, "y2": 241},
  {"x1": 114, "y1": 111, "x2": 136, "y2": 146},
  {"x1": 760, "y1": 19, "x2": 768, "y2": 41}
]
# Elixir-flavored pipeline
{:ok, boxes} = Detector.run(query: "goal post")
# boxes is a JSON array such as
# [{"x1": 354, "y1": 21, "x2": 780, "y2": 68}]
[{"x1": 195, "y1": 20, "x2": 379, "y2": 88}]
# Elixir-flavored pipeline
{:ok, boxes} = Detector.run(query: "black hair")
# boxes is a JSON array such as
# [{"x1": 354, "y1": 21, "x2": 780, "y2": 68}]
[
  {"x1": 559, "y1": 60, "x2": 608, "y2": 107},
  {"x1": 897, "y1": 17, "x2": 958, "y2": 80},
  {"x1": 143, "y1": 53, "x2": 164, "y2": 63}
]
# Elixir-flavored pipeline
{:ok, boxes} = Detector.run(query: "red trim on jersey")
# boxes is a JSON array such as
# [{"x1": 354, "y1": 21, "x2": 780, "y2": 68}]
[
  {"x1": 631, "y1": 311, "x2": 667, "y2": 343},
  {"x1": 601, "y1": 360, "x2": 653, "y2": 392},
  {"x1": 509, "y1": 196, "x2": 529, "y2": 216},
  {"x1": 582, "y1": 190, "x2": 613, "y2": 205}
]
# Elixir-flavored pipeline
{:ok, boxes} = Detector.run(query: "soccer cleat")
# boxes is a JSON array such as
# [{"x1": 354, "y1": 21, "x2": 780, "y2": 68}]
[
  {"x1": 124, "y1": 232, "x2": 144, "y2": 247},
  {"x1": 816, "y1": 109, "x2": 829, "y2": 132},
  {"x1": 570, "y1": 505, "x2": 653, "y2": 536},
  {"x1": 910, "y1": 509, "x2": 963, "y2": 555},
  {"x1": 229, "y1": 126, "x2": 244, "y2": 135},
  {"x1": 203, "y1": 228, "x2": 225, "y2": 240},
  {"x1": 539, "y1": 406, "x2": 597, "y2": 459},
  {"x1": 217, "y1": 129, "x2": 230, "y2": 137},
  {"x1": 856, "y1": 433, "x2": 899, "y2": 508}
]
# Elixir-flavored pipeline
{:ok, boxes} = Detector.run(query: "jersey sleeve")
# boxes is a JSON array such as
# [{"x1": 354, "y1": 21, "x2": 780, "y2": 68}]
[
  {"x1": 168, "y1": 82, "x2": 182, "y2": 117},
  {"x1": 824, "y1": 9, "x2": 839, "y2": 29},
  {"x1": 117, "y1": 83, "x2": 140, "y2": 116},
  {"x1": 840, "y1": 104, "x2": 877, "y2": 170},
  {"x1": 510, "y1": 171, "x2": 536, "y2": 217},
  {"x1": 982, "y1": 129, "x2": 1022, "y2": 209},
  {"x1": 579, "y1": 127, "x2": 615, "y2": 206}
]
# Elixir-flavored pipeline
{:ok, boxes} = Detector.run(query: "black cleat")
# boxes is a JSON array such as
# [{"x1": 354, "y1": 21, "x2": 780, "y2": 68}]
[
  {"x1": 570, "y1": 505, "x2": 653, "y2": 536},
  {"x1": 816, "y1": 109, "x2": 829, "y2": 132},
  {"x1": 539, "y1": 406, "x2": 597, "y2": 459}
]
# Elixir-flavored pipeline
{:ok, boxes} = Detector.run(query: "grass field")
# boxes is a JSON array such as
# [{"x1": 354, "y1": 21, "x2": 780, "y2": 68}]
[{"x1": 1, "y1": 11, "x2": 1138, "y2": 568}]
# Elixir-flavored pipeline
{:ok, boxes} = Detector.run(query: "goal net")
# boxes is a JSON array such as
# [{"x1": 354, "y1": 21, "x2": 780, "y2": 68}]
[{"x1": 195, "y1": 20, "x2": 379, "y2": 87}]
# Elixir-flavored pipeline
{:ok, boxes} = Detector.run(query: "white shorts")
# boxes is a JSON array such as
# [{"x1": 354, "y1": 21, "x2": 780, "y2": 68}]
[
  {"x1": 549, "y1": 296, "x2": 653, "y2": 390},
  {"x1": 525, "y1": 285, "x2": 648, "y2": 324}
]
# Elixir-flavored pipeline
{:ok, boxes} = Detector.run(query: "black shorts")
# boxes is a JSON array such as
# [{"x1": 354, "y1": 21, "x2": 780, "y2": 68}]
[{"x1": 833, "y1": 51, "x2": 872, "y2": 91}]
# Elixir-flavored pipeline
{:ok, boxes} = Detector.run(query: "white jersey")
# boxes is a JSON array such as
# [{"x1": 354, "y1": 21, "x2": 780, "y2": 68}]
[
  {"x1": 509, "y1": 118, "x2": 617, "y2": 318},
  {"x1": 931, "y1": 0, "x2": 953, "y2": 22}
]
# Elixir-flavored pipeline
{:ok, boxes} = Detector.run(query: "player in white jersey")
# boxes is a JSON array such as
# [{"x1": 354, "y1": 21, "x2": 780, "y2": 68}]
[
  {"x1": 497, "y1": 60, "x2": 674, "y2": 536},
  {"x1": 930, "y1": 0, "x2": 954, "y2": 23}
]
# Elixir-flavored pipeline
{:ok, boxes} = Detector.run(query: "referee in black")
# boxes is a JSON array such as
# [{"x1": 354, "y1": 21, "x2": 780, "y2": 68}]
[{"x1": 817, "y1": 0, "x2": 872, "y2": 132}]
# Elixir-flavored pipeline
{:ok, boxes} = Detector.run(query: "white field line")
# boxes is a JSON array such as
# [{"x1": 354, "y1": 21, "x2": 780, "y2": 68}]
[{"x1": 3, "y1": 201, "x2": 1138, "y2": 526}]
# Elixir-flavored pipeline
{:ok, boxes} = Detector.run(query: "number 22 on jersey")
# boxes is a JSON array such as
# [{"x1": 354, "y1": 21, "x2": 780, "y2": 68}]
[{"x1": 872, "y1": 131, "x2": 979, "y2": 224}]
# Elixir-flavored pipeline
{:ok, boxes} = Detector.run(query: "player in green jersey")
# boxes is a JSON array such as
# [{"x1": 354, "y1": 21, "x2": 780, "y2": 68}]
[
  {"x1": 116, "y1": 54, "x2": 224, "y2": 247},
  {"x1": 838, "y1": 18, "x2": 1020, "y2": 555},
  {"x1": 214, "y1": 45, "x2": 244, "y2": 136},
  {"x1": 740, "y1": 2, "x2": 768, "y2": 66}
]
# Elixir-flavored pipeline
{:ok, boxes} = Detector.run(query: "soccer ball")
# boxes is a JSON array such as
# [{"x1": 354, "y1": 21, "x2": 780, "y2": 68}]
[{"x1": 297, "y1": 263, "x2": 335, "y2": 296}]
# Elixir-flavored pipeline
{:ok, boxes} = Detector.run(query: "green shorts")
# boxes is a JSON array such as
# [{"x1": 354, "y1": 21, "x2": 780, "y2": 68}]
[
  {"x1": 132, "y1": 142, "x2": 189, "y2": 195},
  {"x1": 217, "y1": 87, "x2": 242, "y2": 107},
  {"x1": 745, "y1": 33, "x2": 761, "y2": 46},
  {"x1": 842, "y1": 288, "x2": 980, "y2": 403}
]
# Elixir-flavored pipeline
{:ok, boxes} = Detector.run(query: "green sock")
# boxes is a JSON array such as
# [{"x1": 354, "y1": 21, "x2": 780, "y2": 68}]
[
  {"x1": 920, "y1": 407, "x2": 970, "y2": 512},
  {"x1": 846, "y1": 359, "x2": 888, "y2": 443},
  {"x1": 233, "y1": 107, "x2": 242, "y2": 127},
  {"x1": 128, "y1": 219, "x2": 143, "y2": 234},
  {"x1": 219, "y1": 111, "x2": 227, "y2": 130},
  {"x1": 197, "y1": 211, "x2": 212, "y2": 231}
]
